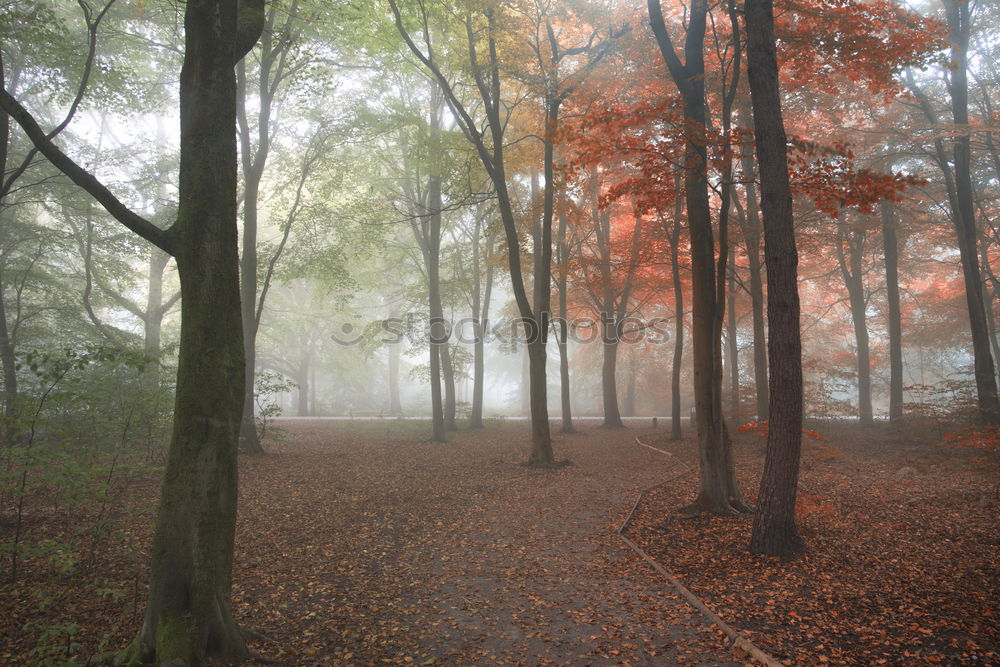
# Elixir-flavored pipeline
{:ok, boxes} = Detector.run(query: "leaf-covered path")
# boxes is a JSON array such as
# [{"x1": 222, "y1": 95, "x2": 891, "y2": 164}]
[{"x1": 235, "y1": 420, "x2": 744, "y2": 665}]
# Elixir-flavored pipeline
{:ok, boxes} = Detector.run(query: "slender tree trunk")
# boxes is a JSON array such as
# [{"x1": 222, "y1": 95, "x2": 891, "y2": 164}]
[
  {"x1": 144, "y1": 249, "x2": 170, "y2": 359},
  {"x1": 470, "y1": 257, "x2": 492, "y2": 428},
  {"x1": 836, "y1": 211, "x2": 873, "y2": 425},
  {"x1": 421, "y1": 87, "x2": 447, "y2": 442},
  {"x1": 669, "y1": 184, "x2": 684, "y2": 441},
  {"x1": 623, "y1": 352, "x2": 636, "y2": 418},
  {"x1": 739, "y1": 103, "x2": 769, "y2": 421},
  {"x1": 520, "y1": 345, "x2": 531, "y2": 418},
  {"x1": 557, "y1": 213, "x2": 576, "y2": 433},
  {"x1": 745, "y1": 0, "x2": 805, "y2": 558},
  {"x1": 526, "y1": 337, "x2": 552, "y2": 464},
  {"x1": 442, "y1": 342, "x2": 457, "y2": 430},
  {"x1": 881, "y1": 201, "x2": 904, "y2": 422},
  {"x1": 296, "y1": 346, "x2": 310, "y2": 417},
  {"x1": 236, "y1": 73, "x2": 264, "y2": 454},
  {"x1": 943, "y1": 0, "x2": 1000, "y2": 424},
  {"x1": 389, "y1": 340, "x2": 402, "y2": 416},
  {"x1": 727, "y1": 247, "x2": 740, "y2": 420},
  {"x1": 978, "y1": 239, "x2": 1000, "y2": 386},
  {"x1": 0, "y1": 286, "x2": 17, "y2": 443},
  {"x1": 649, "y1": 0, "x2": 745, "y2": 512}
]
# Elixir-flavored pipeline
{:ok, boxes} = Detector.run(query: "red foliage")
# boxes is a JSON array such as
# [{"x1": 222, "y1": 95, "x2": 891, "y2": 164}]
[
  {"x1": 942, "y1": 425, "x2": 1000, "y2": 454},
  {"x1": 736, "y1": 420, "x2": 829, "y2": 442}
]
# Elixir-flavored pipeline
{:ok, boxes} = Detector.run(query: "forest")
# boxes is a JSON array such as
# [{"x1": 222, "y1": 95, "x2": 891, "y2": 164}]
[{"x1": 0, "y1": 0, "x2": 997, "y2": 664}]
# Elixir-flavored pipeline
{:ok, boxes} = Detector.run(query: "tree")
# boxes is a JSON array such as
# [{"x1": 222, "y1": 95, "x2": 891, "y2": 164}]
[
  {"x1": 941, "y1": 0, "x2": 1000, "y2": 424},
  {"x1": 236, "y1": 0, "x2": 306, "y2": 453},
  {"x1": 881, "y1": 199, "x2": 904, "y2": 421},
  {"x1": 1, "y1": 0, "x2": 265, "y2": 660},
  {"x1": 0, "y1": 0, "x2": 116, "y2": 442},
  {"x1": 571, "y1": 176, "x2": 647, "y2": 429},
  {"x1": 453, "y1": 201, "x2": 498, "y2": 429},
  {"x1": 647, "y1": 0, "x2": 748, "y2": 513},
  {"x1": 387, "y1": 0, "x2": 572, "y2": 463},
  {"x1": 744, "y1": 0, "x2": 805, "y2": 558},
  {"x1": 834, "y1": 208, "x2": 874, "y2": 425}
]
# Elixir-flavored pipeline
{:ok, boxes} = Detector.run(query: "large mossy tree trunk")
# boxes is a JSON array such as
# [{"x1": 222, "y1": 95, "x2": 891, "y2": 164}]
[
  {"x1": 126, "y1": 1, "x2": 262, "y2": 661},
  {"x1": 745, "y1": 0, "x2": 805, "y2": 558},
  {"x1": 1, "y1": 0, "x2": 263, "y2": 660}
]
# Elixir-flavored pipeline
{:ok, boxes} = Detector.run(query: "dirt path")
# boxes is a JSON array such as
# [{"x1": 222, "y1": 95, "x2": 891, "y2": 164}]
[{"x1": 234, "y1": 420, "x2": 746, "y2": 666}]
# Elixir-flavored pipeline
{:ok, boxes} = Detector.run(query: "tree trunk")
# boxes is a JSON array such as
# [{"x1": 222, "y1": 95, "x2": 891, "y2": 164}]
[
  {"x1": 425, "y1": 98, "x2": 446, "y2": 442},
  {"x1": 296, "y1": 347, "x2": 310, "y2": 417},
  {"x1": 623, "y1": 352, "x2": 637, "y2": 418},
  {"x1": 124, "y1": 1, "x2": 262, "y2": 661},
  {"x1": 526, "y1": 336, "x2": 552, "y2": 464},
  {"x1": 745, "y1": 0, "x2": 805, "y2": 558},
  {"x1": 649, "y1": 0, "x2": 745, "y2": 513},
  {"x1": 236, "y1": 72, "x2": 263, "y2": 454},
  {"x1": 144, "y1": 248, "x2": 170, "y2": 359},
  {"x1": 0, "y1": 286, "x2": 17, "y2": 443},
  {"x1": 881, "y1": 200, "x2": 904, "y2": 422},
  {"x1": 943, "y1": 0, "x2": 1000, "y2": 424},
  {"x1": 470, "y1": 242, "x2": 493, "y2": 429},
  {"x1": 521, "y1": 346, "x2": 530, "y2": 418},
  {"x1": 739, "y1": 103, "x2": 769, "y2": 422},
  {"x1": 727, "y1": 247, "x2": 740, "y2": 421},
  {"x1": 669, "y1": 180, "x2": 684, "y2": 441},
  {"x1": 556, "y1": 213, "x2": 576, "y2": 433},
  {"x1": 836, "y1": 211, "x2": 873, "y2": 425},
  {"x1": 388, "y1": 340, "x2": 402, "y2": 416},
  {"x1": 601, "y1": 322, "x2": 624, "y2": 428},
  {"x1": 442, "y1": 342, "x2": 457, "y2": 430}
]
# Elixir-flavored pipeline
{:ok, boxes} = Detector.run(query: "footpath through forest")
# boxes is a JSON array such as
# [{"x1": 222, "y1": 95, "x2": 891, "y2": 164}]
[{"x1": 235, "y1": 420, "x2": 746, "y2": 665}]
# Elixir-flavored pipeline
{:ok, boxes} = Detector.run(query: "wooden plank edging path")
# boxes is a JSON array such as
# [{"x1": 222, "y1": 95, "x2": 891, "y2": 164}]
[{"x1": 618, "y1": 437, "x2": 786, "y2": 667}]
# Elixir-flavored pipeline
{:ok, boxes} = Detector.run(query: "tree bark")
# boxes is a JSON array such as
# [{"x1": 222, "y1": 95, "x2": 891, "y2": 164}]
[
  {"x1": 835, "y1": 210, "x2": 873, "y2": 425},
  {"x1": 648, "y1": 0, "x2": 745, "y2": 512},
  {"x1": 556, "y1": 213, "x2": 576, "y2": 433},
  {"x1": 388, "y1": 2, "x2": 555, "y2": 463},
  {"x1": 442, "y1": 342, "x2": 457, "y2": 430},
  {"x1": 727, "y1": 247, "x2": 740, "y2": 420},
  {"x1": 744, "y1": 0, "x2": 805, "y2": 558},
  {"x1": 943, "y1": 0, "x2": 1000, "y2": 424},
  {"x1": 0, "y1": 285, "x2": 17, "y2": 443},
  {"x1": 470, "y1": 233, "x2": 493, "y2": 429},
  {"x1": 388, "y1": 340, "x2": 402, "y2": 416},
  {"x1": 623, "y1": 352, "x2": 637, "y2": 418},
  {"x1": 601, "y1": 324, "x2": 624, "y2": 428},
  {"x1": 668, "y1": 179, "x2": 684, "y2": 441},
  {"x1": 881, "y1": 201, "x2": 904, "y2": 422},
  {"x1": 738, "y1": 105, "x2": 769, "y2": 421},
  {"x1": 2, "y1": 0, "x2": 264, "y2": 659},
  {"x1": 117, "y1": 1, "x2": 265, "y2": 661}
]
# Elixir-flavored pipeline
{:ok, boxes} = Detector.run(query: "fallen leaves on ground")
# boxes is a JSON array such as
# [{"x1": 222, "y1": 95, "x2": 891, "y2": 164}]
[
  {"x1": 628, "y1": 420, "x2": 999, "y2": 666},
  {"x1": 2, "y1": 420, "x2": 747, "y2": 665}
]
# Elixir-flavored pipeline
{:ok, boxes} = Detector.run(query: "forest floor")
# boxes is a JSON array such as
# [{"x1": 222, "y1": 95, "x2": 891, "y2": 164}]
[{"x1": 0, "y1": 418, "x2": 996, "y2": 666}]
